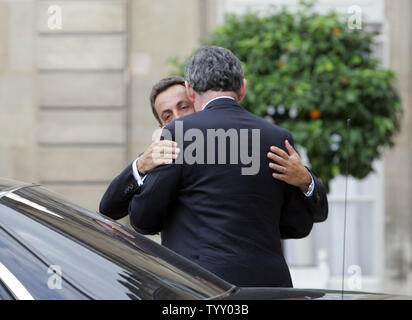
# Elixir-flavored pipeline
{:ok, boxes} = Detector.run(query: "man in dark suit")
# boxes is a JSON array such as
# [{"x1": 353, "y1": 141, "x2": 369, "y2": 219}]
[
  {"x1": 123, "y1": 46, "x2": 328, "y2": 287},
  {"x1": 100, "y1": 76, "x2": 326, "y2": 226},
  {"x1": 99, "y1": 77, "x2": 189, "y2": 219}
]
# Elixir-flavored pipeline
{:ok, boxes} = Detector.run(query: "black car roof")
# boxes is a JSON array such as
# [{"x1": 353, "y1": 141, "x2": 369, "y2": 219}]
[
  {"x1": 0, "y1": 178, "x2": 38, "y2": 194},
  {"x1": 0, "y1": 178, "x2": 22, "y2": 191},
  {"x1": 0, "y1": 183, "x2": 234, "y2": 299}
]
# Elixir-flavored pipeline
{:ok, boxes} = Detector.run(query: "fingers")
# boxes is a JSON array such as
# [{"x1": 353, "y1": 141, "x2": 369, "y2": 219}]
[
  {"x1": 152, "y1": 140, "x2": 179, "y2": 155},
  {"x1": 272, "y1": 172, "x2": 286, "y2": 181},
  {"x1": 269, "y1": 145, "x2": 289, "y2": 159},
  {"x1": 269, "y1": 162, "x2": 286, "y2": 174},
  {"x1": 139, "y1": 140, "x2": 180, "y2": 172},
  {"x1": 152, "y1": 140, "x2": 178, "y2": 150},
  {"x1": 151, "y1": 140, "x2": 180, "y2": 165},
  {"x1": 153, "y1": 146, "x2": 179, "y2": 158},
  {"x1": 284, "y1": 140, "x2": 296, "y2": 155},
  {"x1": 267, "y1": 151, "x2": 288, "y2": 166},
  {"x1": 153, "y1": 158, "x2": 174, "y2": 165},
  {"x1": 268, "y1": 145, "x2": 289, "y2": 182}
]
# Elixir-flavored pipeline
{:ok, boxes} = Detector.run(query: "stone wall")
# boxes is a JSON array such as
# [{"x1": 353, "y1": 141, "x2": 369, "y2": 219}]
[
  {"x1": 35, "y1": 0, "x2": 128, "y2": 213},
  {"x1": 0, "y1": 0, "x2": 216, "y2": 216},
  {"x1": 0, "y1": 0, "x2": 37, "y2": 183}
]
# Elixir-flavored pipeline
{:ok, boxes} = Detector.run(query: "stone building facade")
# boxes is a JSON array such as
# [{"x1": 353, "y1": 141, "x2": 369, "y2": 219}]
[
  {"x1": 0, "y1": 0, "x2": 411, "y2": 295},
  {"x1": 0, "y1": 0, "x2": 216, "y2": 210}
]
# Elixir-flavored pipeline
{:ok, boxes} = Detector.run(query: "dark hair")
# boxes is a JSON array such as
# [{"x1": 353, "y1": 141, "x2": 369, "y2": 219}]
[
  {"x1": 150, "y1": 76, "x2": 185, "y2": 124},
  {"x1": 184, "y1": 46, "x2": 244, "y2": 94}
]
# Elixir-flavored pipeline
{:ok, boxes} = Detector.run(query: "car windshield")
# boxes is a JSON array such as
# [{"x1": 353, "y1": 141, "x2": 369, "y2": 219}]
[{"x1": 0, "y1": 185, "x2": 234, "y2": 300}]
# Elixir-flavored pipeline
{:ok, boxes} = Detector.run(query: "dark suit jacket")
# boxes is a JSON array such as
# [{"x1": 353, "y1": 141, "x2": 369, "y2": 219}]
[{"x1": 99, "y1": 98, "x2": 328, "y2": 287}]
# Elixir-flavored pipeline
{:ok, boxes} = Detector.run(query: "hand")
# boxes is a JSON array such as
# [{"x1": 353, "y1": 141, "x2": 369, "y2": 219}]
[
  {"x1": 137, "y1": 140, "x2": 180, "y2": 175},
  {"x1": 267, "y1": 140, "x2": 311, "y2": 193}
]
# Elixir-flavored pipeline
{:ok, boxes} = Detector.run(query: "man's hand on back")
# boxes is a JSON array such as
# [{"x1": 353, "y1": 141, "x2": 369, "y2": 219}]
[
  {"x1": 136, "y1": 140, "x2": 180, "y2": 175},
  {"x1": 267, "y1": 140, "x2": 311, "y2": 193}
]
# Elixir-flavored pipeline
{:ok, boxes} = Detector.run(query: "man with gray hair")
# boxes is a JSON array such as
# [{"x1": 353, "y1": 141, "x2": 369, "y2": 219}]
[{"x1": 128, "y1": 46, "x2": 328, "y2": 287}]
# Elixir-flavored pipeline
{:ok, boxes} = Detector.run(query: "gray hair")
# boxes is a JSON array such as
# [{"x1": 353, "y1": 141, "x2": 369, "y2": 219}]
[{"x1": 184, "y1": 46, "x2": 244, "y2": 94}]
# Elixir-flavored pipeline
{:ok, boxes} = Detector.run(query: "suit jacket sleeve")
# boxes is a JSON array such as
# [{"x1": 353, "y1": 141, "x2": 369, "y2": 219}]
[
  {"x1": 127, "y1": 120, "x2": 182, "y2": 234},
  {"x1": 99, "y1": 163, "x2": 141, "y2": 220},
  {"x1": 279, "y1": 132, "x2": 329, "y2": 239},
  {"x1": 128, "y1": 162, "x2": 181, "y2": 235}
]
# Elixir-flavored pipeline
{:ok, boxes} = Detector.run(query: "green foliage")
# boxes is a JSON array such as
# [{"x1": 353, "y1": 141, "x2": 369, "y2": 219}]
[{"x1": 171, "y1": 1, "x2": 402, "y2": 191}]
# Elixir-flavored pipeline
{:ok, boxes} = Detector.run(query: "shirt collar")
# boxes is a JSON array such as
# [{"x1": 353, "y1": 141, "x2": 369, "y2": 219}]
[{"x1": 201, "y1": 96, "x2": 236, "y2": 111}]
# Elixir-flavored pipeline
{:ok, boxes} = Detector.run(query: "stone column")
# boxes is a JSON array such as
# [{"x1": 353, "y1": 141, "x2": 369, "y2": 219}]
[
  {"x1": 35, "y1": 0, "x2": 129, "y2": 212},
  {"x1": 0, "y1": 0, "x2": 38, "y2": 183},
  {"x1": 383, "y1": 0, "x2": 412, "y2": 294},
  {"x1": 128, "y1": 0, "x2": 217, "y2": 161}
]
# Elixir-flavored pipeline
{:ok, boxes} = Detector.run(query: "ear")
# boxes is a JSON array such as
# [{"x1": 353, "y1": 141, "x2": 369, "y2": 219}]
[
  {"x1": 237, "y1": 78, "x2": 247, "y2": 102},
  {"x1": 185, "y1": 80, "x2": 196, "y2": 104}
]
